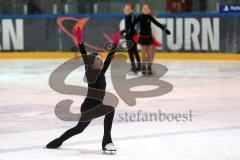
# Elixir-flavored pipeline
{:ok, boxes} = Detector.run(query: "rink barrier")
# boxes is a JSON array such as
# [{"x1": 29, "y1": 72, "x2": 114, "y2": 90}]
[
  {"x1": 0, "y1": 12, "x2": 239, "y2": 19},
  {"x1": 0, "y1": 13, "x2": 239, "y2": 53},
  {"x1": 0, "y1": 52, "x2": 240, "y2": 60}
]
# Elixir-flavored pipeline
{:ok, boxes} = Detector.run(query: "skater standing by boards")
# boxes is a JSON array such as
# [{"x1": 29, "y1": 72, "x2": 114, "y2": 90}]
[
  {"x1": 150, "y1": 9, "x2": 161, "y2": 67},
  {"x1": 131, "y1": 4, "x2": 171, "y2": 76},
  {"x1": 121, "y1": 3, "x2": 141, "y2": 73},
  {"x1": 46, "y1": 27, "x2": 120, "y2": 154}
]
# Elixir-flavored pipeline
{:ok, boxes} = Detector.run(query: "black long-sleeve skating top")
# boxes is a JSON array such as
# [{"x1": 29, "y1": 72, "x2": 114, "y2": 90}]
[
  {"x1": 132, "y1": 14, "x2": 166, "y2": 36},
  {"x1": 78, "y1": 43, "x2": 117, "y2": 101},
  {"x1": 121, "y1": 13, "x2": 137, "y2": 39}
]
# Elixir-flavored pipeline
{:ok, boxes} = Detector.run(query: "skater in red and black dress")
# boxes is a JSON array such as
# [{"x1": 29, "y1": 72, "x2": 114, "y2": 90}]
[
  {"x1": 121, "y1": 4, "x2": 141, "y2": 73},
  {"x1": 132, "y1": 4, "x2": 171, "y2": 75},
  {"x1": 46, "y1": 27, "x2": 120, "y2": 153}
]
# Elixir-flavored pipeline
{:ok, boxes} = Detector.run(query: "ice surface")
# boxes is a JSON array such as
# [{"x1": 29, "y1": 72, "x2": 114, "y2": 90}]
[{"x1": 0, "y1": 59, "x2": 240, "y2": 160}]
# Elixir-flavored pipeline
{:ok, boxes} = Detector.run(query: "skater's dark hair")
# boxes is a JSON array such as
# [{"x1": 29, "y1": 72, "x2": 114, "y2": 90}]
[
  {"x1": 89, "y1": 52, "x2": 100, "y2": 57},
  {"x1": 87, "y1": 52, "x2": 101, "y2": 67},
  {"x1": 125, "y1": 3, "x2": 134, "y2": 9}
]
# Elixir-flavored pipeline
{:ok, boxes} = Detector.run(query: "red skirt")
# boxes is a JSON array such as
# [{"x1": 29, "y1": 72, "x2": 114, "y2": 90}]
[{"x1": 133, "y1": 34, "x2": 162, "y2": 47}]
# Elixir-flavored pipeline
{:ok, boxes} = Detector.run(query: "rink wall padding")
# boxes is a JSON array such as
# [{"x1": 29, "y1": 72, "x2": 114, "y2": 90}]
[
  {"x1": 0, "y1": 13, "x2": 240, "y2": 59},
  {"x1": 0, "y1": 52, "x2": 240, "y2": 60}
]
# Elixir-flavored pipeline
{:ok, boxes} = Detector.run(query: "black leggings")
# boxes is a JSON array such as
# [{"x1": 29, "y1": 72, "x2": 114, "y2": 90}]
[
  {"x1": 127, "y1": 39, "x2": 140, "y2": 66},
  {"x1": 58, "y1": 102, "x2": 115, "y2": 147}
]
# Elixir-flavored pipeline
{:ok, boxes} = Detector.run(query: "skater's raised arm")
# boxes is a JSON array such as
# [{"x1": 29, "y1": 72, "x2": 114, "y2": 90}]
[
  {"x1": 100, "y1": 44, "x2": 117, "y2": 74},
  {"x1": 78, "y1": 43, "x2": 89, "y2": 65},
  {"x1": 100, "y1": 31, "x2": 120, "y2": 74},
  {"x1": 148, "y1": 15, "x2": 171, "y2": 35},
  {"x1": 74, "y1": 27, "x2": 89, "y2": 65}
]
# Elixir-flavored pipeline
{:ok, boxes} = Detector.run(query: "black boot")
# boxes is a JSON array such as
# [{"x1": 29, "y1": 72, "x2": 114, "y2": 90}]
[
  {"x1": 137, "y1": 62, "x2": 141, "y2": 71},
  {"x1": 102, "y1": 135, "x2": 113, "y2": 151},
  {"x1": 141, "y1": 64, "x2": 147, "y2": 75},
  {"x1": 131, "y1": 63, "x2": 138, "y2": 73},
  {"x1": 147, "y1": 64, "x2": 153, "y2": 76},
  {"x1": 102, "y1": 143, "x2": 116, "y2": 154},
  {"x1": 46, "y1": 138, "x2": 63, "y2": 149}
]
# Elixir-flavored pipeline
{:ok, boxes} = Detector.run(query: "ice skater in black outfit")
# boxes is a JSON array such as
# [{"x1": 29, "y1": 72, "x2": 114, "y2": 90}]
[
  {"x1": 46, "y1": 27, "x2": 120, "y2": 153},
  {"x1": 121, "y1": 4, "x2": 141, "y2": 73},
  {"x1": 132, "y1": 4, "x2": 171, "y2": 75}
]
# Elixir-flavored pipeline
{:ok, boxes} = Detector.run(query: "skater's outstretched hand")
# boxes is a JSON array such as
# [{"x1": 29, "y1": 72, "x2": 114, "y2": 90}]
[
  {"x1": 74, "y1": 27, "x2": 83, "y2": 44},
  {"x1": 165, "y1": 28, "x2": 171, "y2": 35},
  {"x1": 120, "y1": 29, "x2": 126, "y2": 35},
  {"x1": 111, "y1": 31, "x2": 121, "y2": 45}
]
